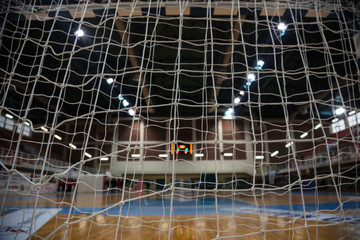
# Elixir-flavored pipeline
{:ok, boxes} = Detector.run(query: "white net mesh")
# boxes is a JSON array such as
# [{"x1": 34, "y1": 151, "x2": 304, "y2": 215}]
[{"x1": 0, "y1": 0, "x2": 360, "y2": 239}]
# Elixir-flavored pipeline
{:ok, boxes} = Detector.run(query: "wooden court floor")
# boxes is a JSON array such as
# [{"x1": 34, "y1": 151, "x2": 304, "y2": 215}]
[
  {"x1": 1, "y1": 191, "x2": 359, "y2": 239},
  {"x1": 34, "y1": 213, "x2": 357, "y2": 240}
]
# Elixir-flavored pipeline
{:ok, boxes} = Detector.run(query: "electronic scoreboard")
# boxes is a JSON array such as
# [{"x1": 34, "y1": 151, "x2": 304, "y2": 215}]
[{"x1": 171, "y1": 143, "x2": 193, "y2": 155}]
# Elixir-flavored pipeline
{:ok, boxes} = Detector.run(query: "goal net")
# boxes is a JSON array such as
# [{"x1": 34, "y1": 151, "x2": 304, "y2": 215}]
[{"x1": 0, "y1": 0, "x2": 359, "y2": 239}]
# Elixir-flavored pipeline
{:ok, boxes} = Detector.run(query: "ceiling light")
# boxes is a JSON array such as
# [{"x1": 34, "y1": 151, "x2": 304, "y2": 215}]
[
  {"x1": 118, "y1": 94, "x2": 124, "y2": 101},
  {"x1": 100, "y1": 157, "x2": 109, "y2": 161},
  {"x1": 85, "y1": 152, "x2": 92, "y2": 158},
  {"x1": 349, "y1": 110, "x2": 356, "y2": 116},
  {"x1": 40, "y1": 126, "x2": 48, "y2": 132},
  {"x1": 314, "y1": 123, "x2": 322, "y2": 130},
  {"x1": 277, "y1": 23, "x2": 287, "y2": 31},
  {"x1": 5, "y1": 114, "x2": 13, "y2": 119},
  {"x1": 255, "y1": 156, "x2": 264, "y2": 160},
  {"x1": 223, "y1": 153, "x2": 233, "y2": 157},
  {"x1": 159, "y1": 154, "x2": 168, "y2": 158},
  {"x1": 256, "y1": 60, "x2": 265, "y2": 69},
  {"x1": 54, "y1": 134, "x2": 62, "y2": 140},
  {"x1": 128, "y1": 109, "x2": 135, "y2": 116},
  {"x1": 131, "y1": 154, "x2": 140, "y2": 158},
  {"x1": 69, "y1": 143, "x2": 77, "y2": 149},
  {"x1": 75, "y1": 29, "x2": 84, "y2": 37},
  {"x1": 332, "y1": 118, "x2": 339, "y2": 123},
  {"x1": 106, "y1": 78, "x2": 114, "y2": 85},
  {"x1": 300, "y1": 132, "x2": 308, "y2": 139},
  {"x1": 195, "y1": 153, "x2": 204, "y2": 157},
  {"x1": 247, "y1": 73, "x2": 256, "y2": 82},
  {"x1": 223, "y1": 108, "x2": 234, "y2": 119},
  {"x1": 122, "y1": 99, "x2": 129, "y2": 107},
  {"x1": 335, "y1": 107, "x2": 345, "y2": 115},
  {"x1": 239, "y1": 90, "x2": 245, "y2": 96},
  {"x1": 271, "y1": 151, "x2": 279, "y2": 157},
  {"x1": 285, "y1": 142, "x2": 293, "y2": 148},
  {"x1": 234, "y1": 97, "x2": 241, "y2": 104}
]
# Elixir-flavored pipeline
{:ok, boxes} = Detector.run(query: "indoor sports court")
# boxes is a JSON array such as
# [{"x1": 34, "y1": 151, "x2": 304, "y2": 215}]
[{"x1": 0, "y1": 0, "x2": 360, "y2": 239}]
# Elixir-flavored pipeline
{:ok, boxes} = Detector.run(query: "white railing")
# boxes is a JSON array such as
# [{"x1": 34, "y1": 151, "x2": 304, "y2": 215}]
[
  {"x1": 269, "y1": 147, "x2": 359, "y2": 175},
  {"x1": 0, "y1": 147, "x2": 97, "y2": 174}
]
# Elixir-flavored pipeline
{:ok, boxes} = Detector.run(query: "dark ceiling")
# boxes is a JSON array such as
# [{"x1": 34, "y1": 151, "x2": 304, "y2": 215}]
[{"x1": 0, "y1": 0, "x2": 359, "y2": 127}]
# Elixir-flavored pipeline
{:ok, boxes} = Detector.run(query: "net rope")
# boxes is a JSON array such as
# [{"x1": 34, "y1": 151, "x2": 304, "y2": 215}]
[{"x1": 0, "y1": 0, "x2": 360, "y2": 239}]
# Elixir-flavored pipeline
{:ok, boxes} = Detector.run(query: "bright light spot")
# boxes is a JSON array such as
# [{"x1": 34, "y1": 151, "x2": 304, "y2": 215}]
[
  {"x1": 75, "y1": 29, "x2": 84, "y2": 37},
  {"x1": 247, "y1": 73, "x2": 256, "y2": 82},
  {"x1": 100, "y1": 157, "x2": 109, "y2": 161},
  {"x1": 314, "y1": 123, "x2": 322, "y2": 130},
  {"x1": 332, "y1": 119, "x2": 346, "y2": 133},
  {"x1": 277, "y1": 23, "x2": 288, "y2": 37},
  {"x1": 256, "y1": 60, "x2": 265, "y2": 69},
  {"x1": 118, "y1": 94, "x2": 124, "y2": 101},
  {"x1": 239, "y1": 90, "x2": 245, "y2": 96},
  {"x1": 271, "y1": 151, "x2": 279, "y2": 157},
  {"x1": 5, "y1": 114, "x2": 13, "y2": 119},
  {"x1": 332, "y1": 118, "x2": 339, "y2": 123},
  {"x1": 285, "y1": 142, "x2": 293, "y2": 148},
  {"x1": 195, "y1": 153, "x2": 204, "y2": 157},
  {"x1": 131, "y1": 154, "x2": 141, "y2": 158},
  {"x1": 255, "y1": 156, "x2": 264, "y2": 160},
  {"x1": 69, "y1": 143, "x2": 77, "y2": 149},
  {"x1": 348, "y1": 115, "x2": 357, "y2": 127},
  {"x1": 335, "y1": 107, "x2": 345, "y2": 115},
  {"x1": 122, "y1": 99, "x2": 129, "y2": 107},
  {"x1": 234, "y1": 97, "x2": 241, "y2": 104},
  {"x1": 128, "y1": 109, "x2": 135, "y2": 116},
  {"x1": 159, "y1": 154, "x2": 168, "y2": 158},
  {"x1": 106, "y1": 78, "x2": 114, "y2": 85},
  {"x1": 277, "y1": 23, "x2": 287, "y2": 31},
  {"x1": 54, "y1": 134, "x2": 62, "y2": 140},
  {"x1": 223, "y1": 108, "x2": 234, "y2": 119},
  {"x1": 300, "y1": 132, "x2": 308, "y2": 139},
  {"x1": 40, "y1": 126, "x2": 48, "y2": 132},
  {"x1": 224, "y1": 153, "x2": 233, "y2": 157},
  {"x1": 24, "y1": 122, "x2": 30, "y2": 126},
  {"x1": 85, "y1": 152, "x2": 92, "y2": 158},
  {"x1": 349, "y1": 110, "x2": 356, "y2": 116}
]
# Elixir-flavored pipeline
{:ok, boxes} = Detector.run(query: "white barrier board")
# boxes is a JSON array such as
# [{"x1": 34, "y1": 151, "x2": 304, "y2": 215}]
[{"x1": 0, "y1": 208, "x2": 59, "y2": 240}]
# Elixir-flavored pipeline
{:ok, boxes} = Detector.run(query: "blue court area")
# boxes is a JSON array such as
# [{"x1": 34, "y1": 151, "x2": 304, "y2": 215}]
[
  {"x1": 97, "y1": 198, "x2": 359, "y2": 217},
  {"x1": 2, "y1": 192, "x2": 360, "y2": 224},
  {"x1": 105, "y1": 198, "x2": 254, "y2": 216}
]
